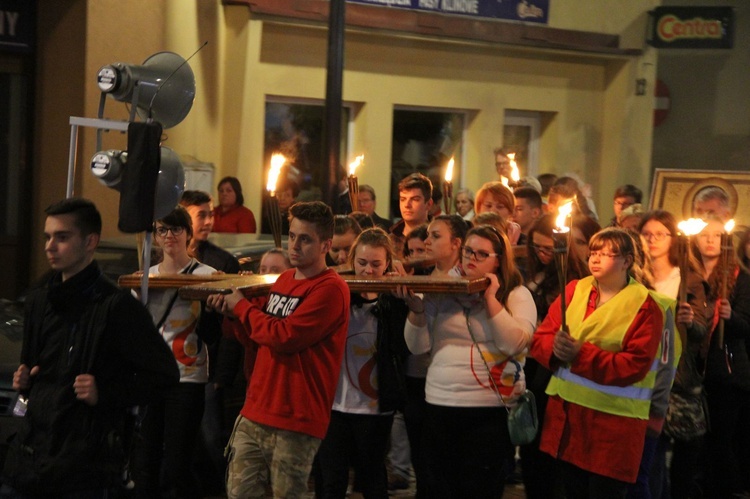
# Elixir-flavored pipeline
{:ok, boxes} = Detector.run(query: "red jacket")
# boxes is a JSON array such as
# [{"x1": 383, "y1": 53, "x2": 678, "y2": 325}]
[
  {"x1": 232, "y1": 269, "x2": 349, "y2": 439},
  {"x1": 213, "y1": 205, "x2": 257, "y2": 233},
  {"x1": 530, "y1": 279, "x2": 663, "y2": 483}
]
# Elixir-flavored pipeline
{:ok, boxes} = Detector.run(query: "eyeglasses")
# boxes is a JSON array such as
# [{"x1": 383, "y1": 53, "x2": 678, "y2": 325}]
[
  {"x1": 155, "y1": 226, "x2": 185, "y2": 237},
  {"x1": 588, "y1": 251, "x2": 621, "y2": 260},
  {"x1": 641, "y1": 231, "x2": 671, "y2": 242},
  {"x1": 462, "y1": 246, "x2": 498, "y2": 262},
  {"x1": 532, "y1": 243, "x2": 554, "y2": 255}
]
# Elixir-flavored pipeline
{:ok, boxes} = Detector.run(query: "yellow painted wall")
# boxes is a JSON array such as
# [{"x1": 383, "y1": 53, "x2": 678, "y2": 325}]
[
  {"x1": 32, "y1": 0, "x2": 658, "y2": 277},
  {"x1": 161, "y1": 2, "x2": 657, "y2": 224}
]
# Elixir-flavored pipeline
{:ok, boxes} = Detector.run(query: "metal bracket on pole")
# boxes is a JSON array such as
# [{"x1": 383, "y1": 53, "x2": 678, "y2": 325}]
[{"x1": 66, "y1": 116, "x2": 152, "y2": 294}]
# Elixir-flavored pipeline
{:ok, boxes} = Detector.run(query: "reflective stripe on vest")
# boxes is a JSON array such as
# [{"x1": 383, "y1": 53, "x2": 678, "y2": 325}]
[{"x1": 546, "y1": 277, "x2": 661, "y2": 419}]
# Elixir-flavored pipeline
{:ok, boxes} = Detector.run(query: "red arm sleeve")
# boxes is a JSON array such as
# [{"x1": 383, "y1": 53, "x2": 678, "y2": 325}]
[
  {"x1": 231, "y1": 297, "x2": 265, "y2": 349},
  {"x1": 530, "y1": 280, "x2": 578, "y2": 371},
  {"x1": 233, "y1": 280, "x2": 349, "y2": 354}
]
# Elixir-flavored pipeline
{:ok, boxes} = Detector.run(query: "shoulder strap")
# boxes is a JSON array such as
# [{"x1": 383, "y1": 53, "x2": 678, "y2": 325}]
[
  {"x1": 464, "y1": 307, "x2": 511, "y2": 414},
  {"x1": 155, "y1": 260, "x2": 201, "y2": 330}
]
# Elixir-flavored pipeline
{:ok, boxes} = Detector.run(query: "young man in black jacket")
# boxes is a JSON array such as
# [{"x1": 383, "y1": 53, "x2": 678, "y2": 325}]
[{"x1": 1, "y1": 198, "x2": 179, "y2": 497}]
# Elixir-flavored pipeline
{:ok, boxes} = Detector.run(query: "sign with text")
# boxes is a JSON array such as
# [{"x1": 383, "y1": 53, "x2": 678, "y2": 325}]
[
  {"x1": 347, "y1": 0, "x2": 549, "y2": 24},
  {"x1": 0, "y1": 0, "x2": 34, "y2": 53},
  {"x1": 648, "y1": 6, "x2": 733, "y2": 49}
]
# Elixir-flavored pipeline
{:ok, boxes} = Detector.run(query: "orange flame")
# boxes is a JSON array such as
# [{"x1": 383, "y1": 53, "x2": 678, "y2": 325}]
[
  {"x1": 444, "y1": 157, "x2": 454, "y2": 182},
  {"x1": 267, "y1": 154, "x2": 286, "y2": 195},
  {"x1": 508, "y1": 153, "x2": 520, "y2": 182},
  {"x1": 678, "y1": 218, "x2": 708, "y2": 236},
  {"x1": 555, "y1": 200, "x2": 573, "y2": 233},
  {"x1": 348, "y1": 155, "x2": 364, "y2": 176},
  {"x1": 725, "y1": 219, "x2": 736, "y2": 233}
]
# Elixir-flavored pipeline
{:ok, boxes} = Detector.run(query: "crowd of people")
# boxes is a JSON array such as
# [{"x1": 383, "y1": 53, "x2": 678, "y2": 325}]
[{"x1": 1, "y1": 163, "x2": 748, "y2": 499}]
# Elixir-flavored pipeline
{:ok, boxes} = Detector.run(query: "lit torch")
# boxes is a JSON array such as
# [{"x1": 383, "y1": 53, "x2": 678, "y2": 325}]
[
  {"x1": 717, "y1": 219, "x2": 735, "y2": 348},
  {"x1": 443, "y1": 157, "x2": 454, "y2": 215},
  {"x1": 508, "y1": 153, "x2": 520, "y2": 190},
  {"x1": 347, "y1": 155, "x2": 363, "y2": 213},
  {"x1": 552, "y1": 200, "x2": 574, "y2": 332},
  {"x1": 676, "y1": 218, "x2": 708, "y2": 304},
  {"x1": 266, "y1": 153, "x2": 286, "y2": 248}
]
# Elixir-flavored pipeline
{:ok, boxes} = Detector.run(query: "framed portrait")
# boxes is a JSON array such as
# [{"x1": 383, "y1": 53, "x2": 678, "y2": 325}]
[{"x1": 649, "y1": 169, "x2": 750, "y2": 231}]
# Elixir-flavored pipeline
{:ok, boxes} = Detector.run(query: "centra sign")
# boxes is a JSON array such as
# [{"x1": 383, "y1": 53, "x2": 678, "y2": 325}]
[{"x1": 648, "y1": 6, "x2": 733, "y2": 49}]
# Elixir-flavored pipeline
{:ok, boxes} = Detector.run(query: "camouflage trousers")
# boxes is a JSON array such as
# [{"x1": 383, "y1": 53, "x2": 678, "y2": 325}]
[{"x1": 225, "y1": 416, "x2": 321, "y2": 499}]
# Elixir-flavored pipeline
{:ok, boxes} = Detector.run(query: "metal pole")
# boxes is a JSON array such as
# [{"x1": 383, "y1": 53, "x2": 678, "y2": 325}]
[
  {"x1": 67, "y1": 124, "x2": 79, "y2": 198},
  {"x1": 323, "y1": 0, "x2": 345, "y2": 208}
]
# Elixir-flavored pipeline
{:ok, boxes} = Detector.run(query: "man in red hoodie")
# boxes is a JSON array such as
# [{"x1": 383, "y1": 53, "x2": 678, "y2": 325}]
[{"x1": 208, "y1": 201, "x2": 350, "y2": 499}]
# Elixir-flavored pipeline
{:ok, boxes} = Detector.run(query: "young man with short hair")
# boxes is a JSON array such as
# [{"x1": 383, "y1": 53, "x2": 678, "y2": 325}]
[
  {"x1": 512, "y1": 186, "x2": 543, "y2": 245},
  {"x1": 208, "y1": 201, "x2": 350, "y2": 499},
  {"x1": 180, "y1": 190, "x2": 241, "y2": 274},
  {"x1": 610, "y1": 184, "x2": 642, "y2": 227},
  {"x1": 390, "y1": 173, "x2": 433, "y2": 259},
  {"x1": 1, "y1": 198, "x2": 178, "y2": 497}
]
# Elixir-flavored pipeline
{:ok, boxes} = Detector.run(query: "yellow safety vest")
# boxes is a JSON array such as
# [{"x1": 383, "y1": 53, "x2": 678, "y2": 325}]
[{"x1": 546, "y1": 277, "x2": 671, "y2": 419}]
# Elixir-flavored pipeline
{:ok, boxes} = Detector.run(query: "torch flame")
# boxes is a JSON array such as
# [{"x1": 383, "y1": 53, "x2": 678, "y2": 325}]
[
  {"x1": 677, "y1": 218, "x2": 709, "y2": 236},
  {"x1": 444, "y1": 157, "x2": 454, "y2": 182},
  {"x1": 348, "y1": 155, "x2": 364, "y2": 176},
  {"x1": 725, "y1": 219, "x2": 736, "y2": 233},
  {"x1": 267, "y1": 154, "x2": 286, "y2": 195},
  {"x1": 508, "y1": 153, "x2": 520, "y2": 182},
  {"x1": 555, "y1": 200, "x2": 573, "y2": 232}
]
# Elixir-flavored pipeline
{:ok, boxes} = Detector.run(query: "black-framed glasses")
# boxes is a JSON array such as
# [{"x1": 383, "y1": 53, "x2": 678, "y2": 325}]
[
  {"x1": 641, "y1": 231, "x2": 671, "y2": 242},
  {"x1": 532, "y1": 243, "x2": 554, "y2": 255},
  {"x1": 155, "y1": 226, "x2": 185, "y2": 237},
  {"x1": 462, "y1": 246, "x2": 498, "y2": 262}
]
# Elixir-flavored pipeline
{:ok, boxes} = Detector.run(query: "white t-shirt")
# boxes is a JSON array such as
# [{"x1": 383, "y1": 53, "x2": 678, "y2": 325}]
[
  {"x1": 332, "y1": 299, "x2": 384, "y2": 415},
  {"x1": 148, "y1": 259, "x2": 216, "y2": 383},
  {"x1": 654, "y1": 265, "x2": 681, "y2": 300}
]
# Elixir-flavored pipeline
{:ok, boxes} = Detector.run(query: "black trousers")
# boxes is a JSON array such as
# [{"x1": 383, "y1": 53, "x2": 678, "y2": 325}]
[
  {"x1": 131, "y1": 382, "x2": 206, "y2": 499},
  {"x1": 421, "y1": 403, "x2": 511, "y2": 499},
  {"x1": 559, "y1": 460, "x2": 629, "y2": 499},
  {"x1": 315, "y1": 410, "x2": 394, "y2": 499}
]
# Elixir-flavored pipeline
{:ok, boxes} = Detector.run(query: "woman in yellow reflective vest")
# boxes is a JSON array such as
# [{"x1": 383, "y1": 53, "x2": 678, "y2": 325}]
[{"x1": 531, "y1": 228, "x2": 667, "y2": 498}]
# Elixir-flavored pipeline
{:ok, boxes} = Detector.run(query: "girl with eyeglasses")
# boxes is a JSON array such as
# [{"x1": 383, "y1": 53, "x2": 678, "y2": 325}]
[
  {"x1": 692, "y1": 218, "x2": 750, "y2": 497},
  {"x1": 521, "y1": 214, "x2": 593, "y2": 498},
  {"x1": 314, "y1": 228, "x2": 411, "y2": 498},
  {"x1": 637, "y1": 209, "x2": 711, "y2": 499},
  {"x1": 131, "y1": 206, "x2": 223, "y2": 499},
  {"x1": 531, "y1": 227, "x2": 670, "y2": 497},
  {"x1": 397, "y1": 225, "x2": 537, "y2": 497}
]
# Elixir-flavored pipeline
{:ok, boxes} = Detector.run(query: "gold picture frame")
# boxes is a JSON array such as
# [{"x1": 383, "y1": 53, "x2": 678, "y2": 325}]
[{"x1": 649, "y1": 168, "x2": 750, "y2": 230}]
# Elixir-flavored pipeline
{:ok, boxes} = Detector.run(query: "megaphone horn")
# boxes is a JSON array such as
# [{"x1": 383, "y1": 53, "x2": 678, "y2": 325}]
[{"x1": 97, "y1": 51, "x2": 196, "y2": 129}]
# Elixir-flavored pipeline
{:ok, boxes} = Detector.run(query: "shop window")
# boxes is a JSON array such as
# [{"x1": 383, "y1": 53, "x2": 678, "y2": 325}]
[
  {"x1": 262, "y1": 99, "x2": 351, "y2": 228},
  {"x1": 390, "y1": 108, "x2": 465, "y2": 218},
  {"x1": 503, "y1": 110, "x2": 541, "y2": 178}
]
